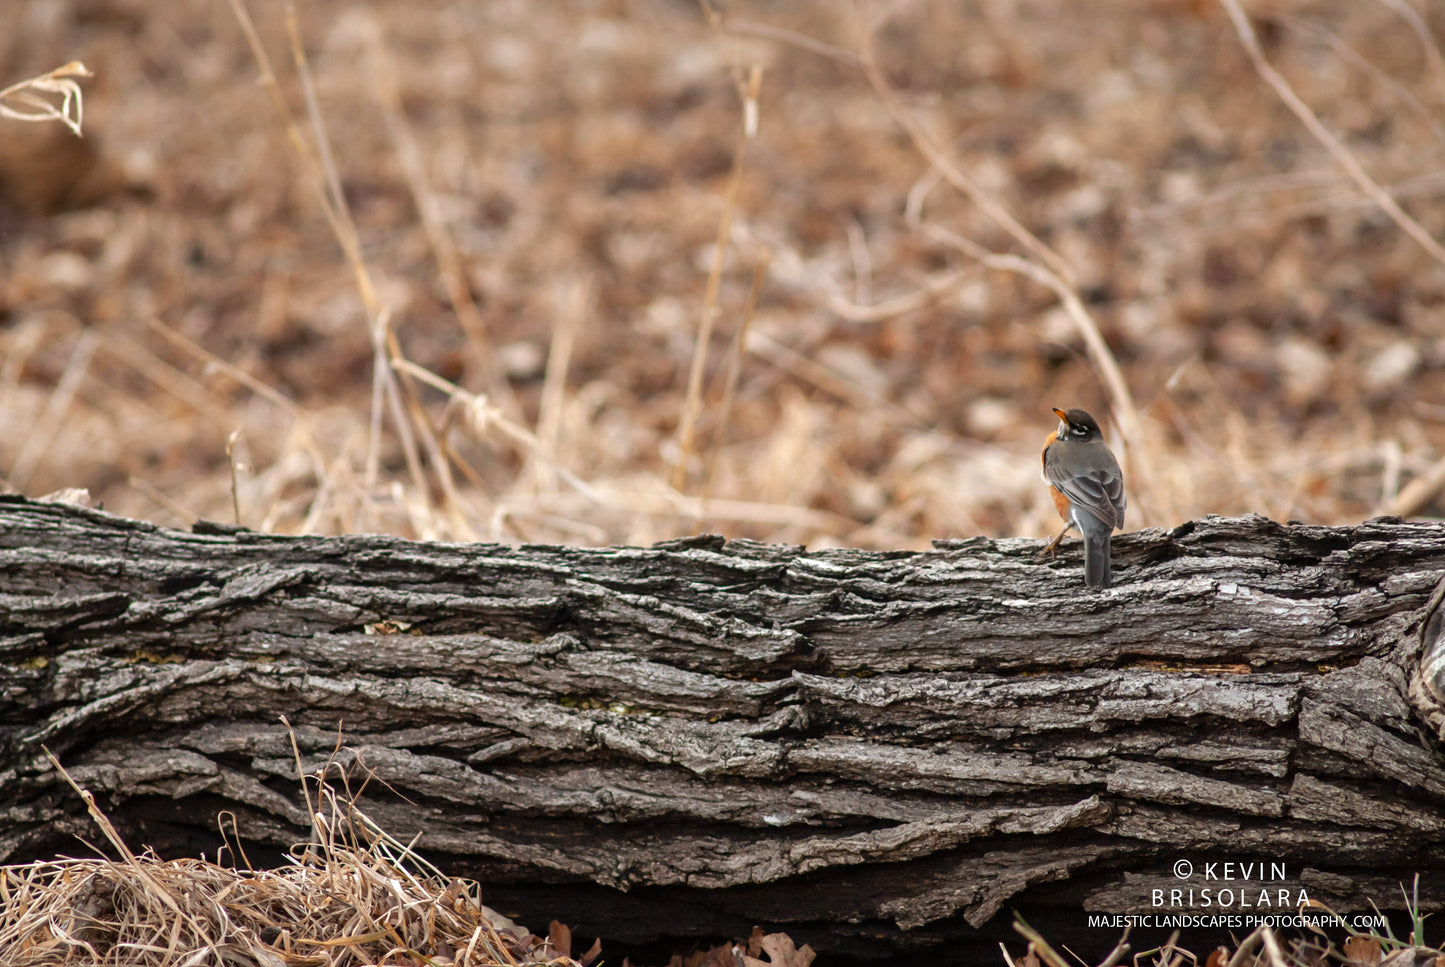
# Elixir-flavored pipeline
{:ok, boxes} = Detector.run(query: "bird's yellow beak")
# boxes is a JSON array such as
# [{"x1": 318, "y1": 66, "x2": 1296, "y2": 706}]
[{"x1": 1051, "y1": 407, "x2": 1069, "y2": 424}]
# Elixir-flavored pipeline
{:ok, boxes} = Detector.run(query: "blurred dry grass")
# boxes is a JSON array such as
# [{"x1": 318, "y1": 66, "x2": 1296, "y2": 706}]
[{"x1": 2, "y1": 0, "x2": 1444, "y2": 548}]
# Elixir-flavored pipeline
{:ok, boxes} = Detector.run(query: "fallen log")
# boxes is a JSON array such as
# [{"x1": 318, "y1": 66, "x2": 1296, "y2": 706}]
[{"x1": 2, "y1": 494, "x2": 1444, "y2": 959}]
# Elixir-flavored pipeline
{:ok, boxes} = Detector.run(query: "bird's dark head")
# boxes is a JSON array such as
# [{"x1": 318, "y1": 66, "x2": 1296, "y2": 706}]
[{"x1": 1052, "y1": 407, "x2": 1103, "y2": 442}]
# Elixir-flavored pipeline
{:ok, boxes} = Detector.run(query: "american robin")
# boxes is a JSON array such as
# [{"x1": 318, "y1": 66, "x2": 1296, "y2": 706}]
[{"x1": 1041, "y1": 407, "x2": 1126, "y2": 588}]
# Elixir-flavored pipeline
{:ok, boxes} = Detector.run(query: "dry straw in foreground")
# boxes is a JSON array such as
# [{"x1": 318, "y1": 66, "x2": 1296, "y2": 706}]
[{"x1": 0, "y1": 751, "x2": 592, "y2": 967}]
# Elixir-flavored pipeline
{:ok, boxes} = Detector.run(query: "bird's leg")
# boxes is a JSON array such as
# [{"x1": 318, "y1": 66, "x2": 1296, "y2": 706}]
[{"x1": 1041, "y1": 523, "x2": 1071, "y2": 559}]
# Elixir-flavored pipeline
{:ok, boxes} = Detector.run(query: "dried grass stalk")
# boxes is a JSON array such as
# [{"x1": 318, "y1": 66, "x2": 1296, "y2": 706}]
[
  {"x1": 0, "y1": 61, "x2": 91, "y2": 136},
  {"x1": 0, "y1": 756, "x2": 583, "y2": 967}
]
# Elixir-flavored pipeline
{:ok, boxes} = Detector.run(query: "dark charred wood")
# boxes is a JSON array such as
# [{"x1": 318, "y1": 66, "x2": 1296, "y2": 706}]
[{"x1": 2, "y1": 494, "x2": 1445, "y2": 959}]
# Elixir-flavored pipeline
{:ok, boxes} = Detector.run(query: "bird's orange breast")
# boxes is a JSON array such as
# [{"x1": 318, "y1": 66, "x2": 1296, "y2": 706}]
[{"x1": 1041, "y1": 434, "x2": 1072, "y2": 522}]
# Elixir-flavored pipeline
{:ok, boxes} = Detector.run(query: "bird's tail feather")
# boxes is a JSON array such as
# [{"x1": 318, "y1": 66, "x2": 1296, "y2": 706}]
[{"x1": 1083, "y1": 533, "x2": 1112, "y2": 588}]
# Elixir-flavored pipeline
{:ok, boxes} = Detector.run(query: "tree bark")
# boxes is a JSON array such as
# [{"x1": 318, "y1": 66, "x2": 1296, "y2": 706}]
[{"x1": 3, "y1": 495, "x2": 1445, "y2": 958}]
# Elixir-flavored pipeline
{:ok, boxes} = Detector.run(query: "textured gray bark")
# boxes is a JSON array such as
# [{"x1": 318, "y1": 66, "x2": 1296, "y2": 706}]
[{"x1": 3, "y1": 495, "x2": 1445, "y2": 956}]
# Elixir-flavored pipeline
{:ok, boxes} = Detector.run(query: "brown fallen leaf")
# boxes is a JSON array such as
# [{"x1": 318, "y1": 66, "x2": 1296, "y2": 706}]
[
  {"x1": 746, "y1": 925, "x2": 766, "y2": 959},
  {"x1": 1344, "y1": 934, "x2": 1383, "y2": 966},
  {"x1": 760, "y1": 931, "x2": 815, "y2": 967},
  {"x1": 549, "y1": 919, "x2": 572, "y2": 959}
]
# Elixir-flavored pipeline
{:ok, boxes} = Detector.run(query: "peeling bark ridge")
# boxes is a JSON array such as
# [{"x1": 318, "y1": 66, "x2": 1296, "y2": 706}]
[{"x1": 2, "y1": 495, "x2": 1444, "y2": 957}]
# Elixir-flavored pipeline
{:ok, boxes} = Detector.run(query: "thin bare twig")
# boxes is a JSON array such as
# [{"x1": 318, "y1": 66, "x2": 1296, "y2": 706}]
[
  {"x1": 394, "y1": 358, "x2": 599, "y2": 502},
  {"x1": 1279, "y1": 14, "x2": 1445, "y2": 144},
  {"x1": 226, "y1": 429, "x2": 243, "y2": 526},
  {"x1": 920, "y1": 222, "x2": 1142, "y2": 459},
  {"x1": 528, "y1": 277, "x2": 588, "y2": 494},
  {"x1": 1217, "y1": 0, "x2": 1445, "y2": 268},
  {"x1": 143, "y1": 318, "x2": 300, "y2": 416},
  {"x1": 1091, "y1": 928, "x2": 1132, "y2": 967},
  {"x1": 825, "y1": 267, "x2": 979, "y2": 323},
  {"x1": 1226, "y1": 925, "x2": 1267, "y2": 967},
  {"x1": 1371, "y1": 0, "x2": 1445, "y2": 101},
  {"x1": 674, "y1": 63, "x2": 764, "y2": 491},
  {"x1": 719, "y1": 15, "x2": 864, "y2": 69},
  {"x1": 226, "y1": 0, "x2": 460, "y2": 533},
  {"x1": 1385, "y1": 452, "x2": 1445, "y2": 518},
  {"x1": 364, "y1": 16, "x2": 521, "y2": 418},
  {"x1": 11, "y1": 330, "x2": 98, "y2": 490},
  {"x1": 1011, "y1": 915, "x2": 1072, "y2": 967},
  {"x1": 859, "y1": 2, "x2": 1074, "y2": 286},
  {"x1": 858, "y1": 2, "x2": 1142, "y2": 466},
  {"x1": 704, "y1": 250, "x2": 769, "y2": 503}
]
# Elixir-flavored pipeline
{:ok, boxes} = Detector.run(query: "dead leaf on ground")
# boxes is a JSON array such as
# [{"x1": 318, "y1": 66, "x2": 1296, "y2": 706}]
[
  {"x1": 1344, "y1": 934, "x2": 1383, "y2": 965},
  {"x1": 550, "y1": 920, "x2": 573, "y2": 958}
]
